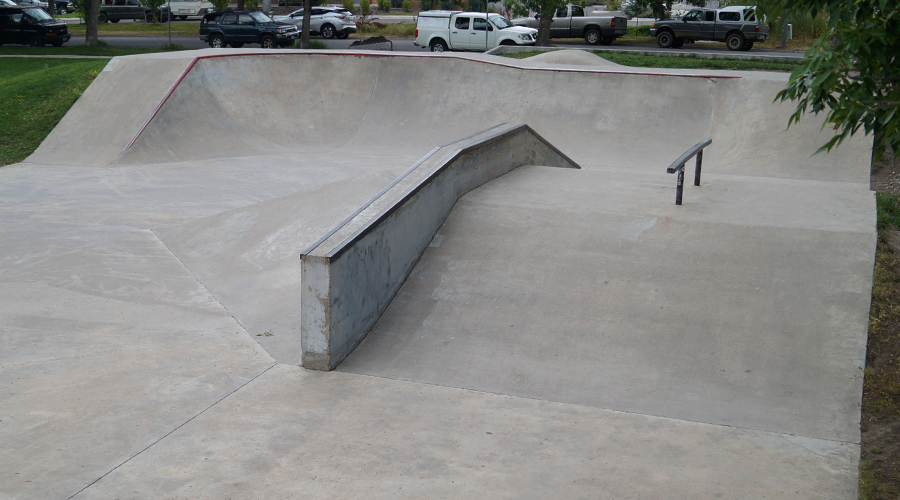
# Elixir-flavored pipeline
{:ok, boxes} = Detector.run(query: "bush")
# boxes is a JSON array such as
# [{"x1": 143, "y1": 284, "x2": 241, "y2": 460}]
[
  {"x1": 438, "y1": 0, "x2": 452, "y2": 9},
  {"x1": 377, "y1": 0, "x2": 390, "y2": 11},
  {"x1": 360, "y1": 0, "x2": 369, "y2": 15},
  {"x1": 625, "y1": 25, "x2": 651, "y2": 37},
  {"x1": 401, "y1": 0, "x2": 411, "y2": 10},
  {"x1": 244, "y1": 0, "x2": 259, "y2": 10},
  {"x1": 209, "y1": 0, "x2": 230, "y2": 11},
  {"x1": 390, "y1": 0, "x2": 402, "y2": 7},
  {"x1": 606, "y1": 0, "x2": 620, "y2": 10},
  {"x1": 342, "y1": 0, "x2": 353, "y2": 9},
  {"x1": 466, "y1": 0, "x2": 483, "y2": 10}
]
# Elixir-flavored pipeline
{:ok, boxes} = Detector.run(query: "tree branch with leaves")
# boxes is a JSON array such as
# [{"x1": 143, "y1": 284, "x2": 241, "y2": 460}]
[{"x1": 757, "y1": 0, "x2": 899, "y2": 160}]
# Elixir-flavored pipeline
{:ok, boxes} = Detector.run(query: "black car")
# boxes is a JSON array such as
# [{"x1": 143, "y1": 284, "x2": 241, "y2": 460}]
[
  {"x1": 0, "y1": 5, "x2": 70, "y2": 46},
  {"x1": 199, "y1": 10, "x2": 299, "y2": 48}
]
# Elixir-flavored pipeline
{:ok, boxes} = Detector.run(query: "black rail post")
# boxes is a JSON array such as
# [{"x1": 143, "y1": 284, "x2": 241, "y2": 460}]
[
  {"x1": 665, "y1": 139, "x2": 711, "y2": 206},
  {"x1": 675, "y1": 165, "x2": 684, "y2": 205},
  {"x1": 694, "y1": 150, "x2": 703, "y2": 186}
]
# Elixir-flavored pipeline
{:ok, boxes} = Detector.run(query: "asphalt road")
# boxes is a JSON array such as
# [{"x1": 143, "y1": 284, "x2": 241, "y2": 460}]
[{"x1": 64, "y1": 33, "x2": 805, "y2": 60}]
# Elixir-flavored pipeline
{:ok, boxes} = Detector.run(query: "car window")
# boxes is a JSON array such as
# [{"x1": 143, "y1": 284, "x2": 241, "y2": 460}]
[
  {"x1": 489, "y1": 14, "x2": 512, "y2": 28},
  {"x1": 9, "y1": 11, "x2": 22, "y2": 22},
  {"x1": 113, "y1": 0, "x2": 124, "y2": 5},
  {"x1": 250, "y1": 11, "x2": 271, "y2": 23},
  {"x1": 220, "y1": 12, "x2": 236, "y2": 24},
  {"x1": 571, "y1": 5, "x2": 583, "y2": 16},
  {"x1": 683, "y1": 10, "x2": 701, "y2": 21},
  {"x1": 311, "y1": 7, "x2": 323, "y2": 15},
  {"x1": 473, "y1": 17, "x2": 490, "y2": 30},
  {"x1": 454, "y1": 16, "x2": 468, "y2": 29},
  {"x1": 289, "y1": 8, "x2": 303, "y2": 16},
  {"x1": 125, "y1": 0, "x2": 138, "y2": 5},
  {"x1": 555, "y1": 8, "x2": 566, "y2": 17},
  {"x1": 718, "y1": 11, "x2": 740, "y2": 21},
  {"x1": 743, "y1": 9, "x2": 756, "y2": 21},
  {"x1": 704, "y1": 10, "x2": 714, "y2": 21},
  {"x1": 238, "y1": 13, "x2": 252, "y2": 24},
  {"x1": 24, "y1": 7, "x2": 49, "y2": 20}
]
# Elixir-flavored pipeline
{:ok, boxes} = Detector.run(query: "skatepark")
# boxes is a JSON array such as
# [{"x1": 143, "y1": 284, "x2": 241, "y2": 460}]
[{"x1": 0, "y1": 49, "x2": 876, "y2": 498}]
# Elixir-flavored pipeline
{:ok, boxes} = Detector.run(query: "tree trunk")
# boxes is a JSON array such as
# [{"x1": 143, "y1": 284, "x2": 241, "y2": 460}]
[
  {"x1": 85, "y1": 0, "x2": 99, "y2": 46},
  {"x1": 237, "y1": 0, "x2": 245, "y2": 9},
  {"x1": 536, "y1": 8, "x2": 552, "y2": 46},
  {"x1": 301, "y1": 0, "x2": 311, "y2": 48}
]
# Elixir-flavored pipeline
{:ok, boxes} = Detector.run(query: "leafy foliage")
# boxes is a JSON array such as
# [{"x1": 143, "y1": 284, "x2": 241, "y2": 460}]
[
  {"x1": 359, "y1": 0, "x2": 369, "y2": 15},
  {"x1": 756, "y1": 0, "x2": 900, "y2": 160},
  {"x1": 501, "y1": 0, "x2": 570, "y2": 45},
  {"x1": 142, "y1": 0, "x2": 165, "y2": 22},
  {"x1": 209, "y1": 0, "x2": 230, "y2": 11}
]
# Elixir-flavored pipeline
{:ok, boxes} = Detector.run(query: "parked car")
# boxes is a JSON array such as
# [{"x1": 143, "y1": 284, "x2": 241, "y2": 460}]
[
  {"x1": 14, "y1": 0, "x2": 49, "y2": 10},
  {"x1": 165, "y1": 0, "x2": 212, "y2": 20},
  {"x1": 512, "y1": 4, "x2": 627, "y2": 45},
  {"x1": 99, "y1": 0, "x2": 168, "y2": 23},
  {"x1": 199, "y1": 10, "x2": 300, "y2": 48},
  {"x1": 0, "y1": 5, "x2": 70, "y2": 46},
  {"x1": 650, "y1": 5, "x2": 768, "y2": 51},
  {"x1": 273, "y1": 6, "x2": 356, "y2": 39},
  {"x1": 0, "y1": 0, "x2": 17, "y2": 5},
  {"x1": 54, "y1": 0, "x2": 70, "y2": 14},
  {"x1": 415, "y1": 11, "x2": 537, "y2": 52}
]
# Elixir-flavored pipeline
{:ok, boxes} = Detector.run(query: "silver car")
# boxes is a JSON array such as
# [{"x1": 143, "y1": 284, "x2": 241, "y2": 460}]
[{"x1": 273, "y1": 6, "x2": 356, "y2": 39}]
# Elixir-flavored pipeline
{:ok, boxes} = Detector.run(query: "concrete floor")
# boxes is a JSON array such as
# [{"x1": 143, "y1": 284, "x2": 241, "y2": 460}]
[{"x1": 0, "y1": 49, "x2": 875, "y2": 498}]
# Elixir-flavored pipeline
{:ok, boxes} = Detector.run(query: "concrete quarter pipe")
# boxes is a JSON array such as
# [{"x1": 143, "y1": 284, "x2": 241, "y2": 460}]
[{"x1": 0, "y1": 49, "x2": 875, "y2": 498}]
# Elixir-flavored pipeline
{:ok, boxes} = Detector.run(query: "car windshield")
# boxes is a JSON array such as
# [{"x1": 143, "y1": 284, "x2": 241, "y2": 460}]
[
  {"x1": 489, "y1": 14, "x2": 513, "y2": 29},
  {"x1": 289, "y1": 8, "x2": 303, "y2": 16},
  {"x1": 250, "y1": 11, "x2": 272, "y2": 23},
  {"x1": 24, "y1": 7, "x2": 51, "y2": 20}
]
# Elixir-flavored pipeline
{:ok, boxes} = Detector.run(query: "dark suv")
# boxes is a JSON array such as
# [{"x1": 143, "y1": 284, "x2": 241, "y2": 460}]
[
  {"x1": 199, "y1": 10, "x2": 299, "y2": 48},
  {"x1": 0, "y1": 5, "x2": 70, "y2": 46}
]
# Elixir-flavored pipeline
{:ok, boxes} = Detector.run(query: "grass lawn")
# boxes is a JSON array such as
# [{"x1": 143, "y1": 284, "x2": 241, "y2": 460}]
[
  {"x1": 67, "y1": 21, "x2": 201, "y2": 36},
  {"x1": 0, "y1": 43, "x2": 191, "y2": 56},
  {"x1": 0, "y1": 57, "x2": 108, "y2": 165}
]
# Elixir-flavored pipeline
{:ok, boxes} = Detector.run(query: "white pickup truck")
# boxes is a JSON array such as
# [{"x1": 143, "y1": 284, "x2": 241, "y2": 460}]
[{"x1": 414, "y1": 11, "x2": 538, "y2": 52}]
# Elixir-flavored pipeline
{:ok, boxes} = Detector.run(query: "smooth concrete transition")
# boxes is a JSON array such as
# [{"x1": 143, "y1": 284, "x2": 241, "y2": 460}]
[
  {"x1": 301, "y1": 124, "x2": 580, "y2": 370},
  {"x1": 1, "y1": 49, "x2": 875, "y2": 498}
]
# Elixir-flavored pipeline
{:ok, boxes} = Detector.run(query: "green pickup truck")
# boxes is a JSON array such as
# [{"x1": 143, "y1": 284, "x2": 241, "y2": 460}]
[{"x1": 650, "y1": 5, "x2": 768, "y2": 51}]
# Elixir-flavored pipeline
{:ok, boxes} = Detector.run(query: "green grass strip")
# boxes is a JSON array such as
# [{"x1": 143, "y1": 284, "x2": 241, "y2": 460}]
[
  {"x1": 0, "y1": 43, "x2": 191, "y2": 56},
  {"x1": 0, "y1": 58, "x2": 108, "y2": 166}
]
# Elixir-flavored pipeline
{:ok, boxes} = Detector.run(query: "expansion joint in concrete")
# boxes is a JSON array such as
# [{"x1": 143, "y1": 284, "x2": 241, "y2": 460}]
[
  {"x1": 342, "y1": 370, "x2": 860, "y2": 446},
  {"x1": 147, "y1": 228, "x2": 276, "y2": 359},
  {"x1": 66, "y1": 363, "x2": 277, "y2": 500}
]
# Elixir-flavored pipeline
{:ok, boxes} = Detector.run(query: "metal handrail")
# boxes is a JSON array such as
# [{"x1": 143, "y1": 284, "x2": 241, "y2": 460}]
[{"x1": 666, "y1": 139, "x2": 712, "y2": 205}]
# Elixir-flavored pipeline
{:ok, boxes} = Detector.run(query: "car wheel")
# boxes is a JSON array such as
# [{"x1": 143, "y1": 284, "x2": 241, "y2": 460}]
[
  {"x1": 656, "y1": 30, "x2": 674, "y2": 48},
  {"x1": 321, "y1": 24, "x2": 335, "y2": 39},
  {"x1": 144, "y1": 12, "x2": 153, "y2": 22},
  {"x1": 98, "y1": 12, "x2": 108, "y2": 22},
  {"x1": 671, "y1": 38, "x2": 684, "y2": 48},
  {"x1": 725, "y1": 32, "x2": 745, "y2": 51},
  {"x1": 209, "y1": 33, "x2": 226, "y2": 48},
  {"x1": 741, "y1": 40, "x2": 754, "y2": 51},
  {"x1": 584, "y1": 28, "x2": 600, "y2": 45},
  {"x1": 429, "y1": 39, "x2": 447, "y2": 52},
  {"x1": 260, "y1": 35, "x2": 277, "y2": 48},
  {"x1": 29, "y1": 35, "x2": 43, "y2": 47},
  {"x1": 229, "y1": 42, "x2": 244, "y2": 48}
]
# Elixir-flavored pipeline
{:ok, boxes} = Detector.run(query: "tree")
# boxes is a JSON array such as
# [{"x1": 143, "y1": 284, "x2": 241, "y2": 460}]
[
  {"x1": 209, "y1": 0, "x2": 229, "y2": 11},
  {"x1": 142, "y1": 0, "x2": 165, "y2": 22},
  {"x1": 83, "y1": 0, "x2": 99, "y2": 46},
  {"x1": 502, "y1": 0, "x2": 568, "y2": 46},
  {"x1": 756, "y1": 0, "x2": 899, "y2": 160}
]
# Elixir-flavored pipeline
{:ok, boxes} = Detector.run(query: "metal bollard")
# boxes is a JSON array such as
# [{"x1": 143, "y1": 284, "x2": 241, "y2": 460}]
[
  {"x1": 694, "y1": 150, "x2": 703, "y2": 186},
  {"x1": 675, "y1": 165, "x2": 684, "y2": 205}
]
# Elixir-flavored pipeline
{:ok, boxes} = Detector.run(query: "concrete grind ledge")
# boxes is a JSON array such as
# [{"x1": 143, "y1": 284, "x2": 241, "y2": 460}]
[{"x1": 299, "y1": 123, "x2": 581, "y2": 370}]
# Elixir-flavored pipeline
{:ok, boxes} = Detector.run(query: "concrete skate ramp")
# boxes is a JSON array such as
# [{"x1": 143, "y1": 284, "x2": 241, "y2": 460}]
[
  {"x1": 525, "y1": 49, "x2": 624, "y2": 67},
  {"x1": 6, "y1": 50, "x2": 876, "y2": 498},
  {"x1": 29, "y1": 50, "x2": 870, "y2": 184}
]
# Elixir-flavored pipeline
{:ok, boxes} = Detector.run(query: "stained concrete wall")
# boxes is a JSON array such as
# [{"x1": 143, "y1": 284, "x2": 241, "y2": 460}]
[{"x1": 300, "y1": 124, "x2": 580, "y2": 370}]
